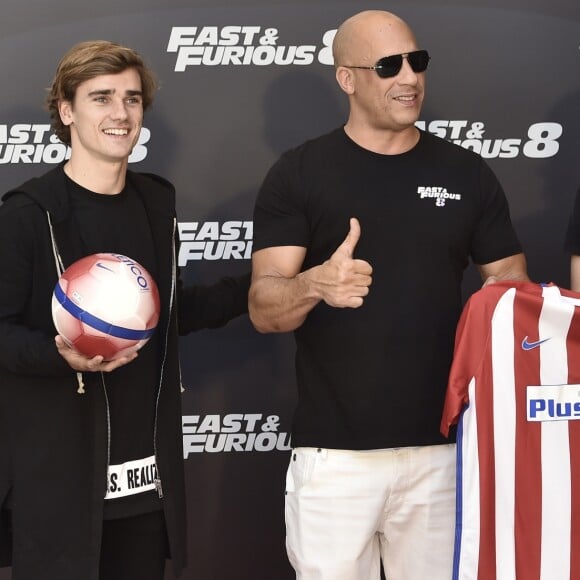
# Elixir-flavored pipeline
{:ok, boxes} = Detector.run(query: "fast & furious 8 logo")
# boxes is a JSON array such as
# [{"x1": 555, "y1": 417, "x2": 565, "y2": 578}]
[{"x1": 415, "y1": 120, "x2": 562, "y2": 159}]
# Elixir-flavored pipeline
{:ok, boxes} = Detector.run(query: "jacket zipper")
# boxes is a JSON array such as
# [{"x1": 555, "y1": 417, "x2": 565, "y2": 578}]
[
  {"x1": 101, "y1": 373, "x2": 112, "y2": 495},
  {"x1": 152, "y1": 217, "x2": 177, "y2": 499}
]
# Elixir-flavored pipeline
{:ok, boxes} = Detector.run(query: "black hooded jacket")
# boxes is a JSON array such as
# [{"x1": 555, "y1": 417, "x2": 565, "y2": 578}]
[{"x1": 0, "y1": 165, "x2": 249, "y2": 579}]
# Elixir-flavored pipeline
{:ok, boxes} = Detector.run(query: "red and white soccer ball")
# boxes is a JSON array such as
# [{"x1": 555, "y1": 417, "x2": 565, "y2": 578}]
[{"x1": 51, "y1": 253, "x2": 160, "y2": 361}]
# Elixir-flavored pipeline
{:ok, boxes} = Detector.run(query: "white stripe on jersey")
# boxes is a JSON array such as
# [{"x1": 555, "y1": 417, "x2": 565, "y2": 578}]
[
  {"x1": 492, "y1": 288, "x2": 517, "y2": 580},
  {"x1": 457, "y1": 378, "x2": 480, "y2": 580},
  {"x1": 539, "y1": 285, "x2": 571, "y2": 580}
]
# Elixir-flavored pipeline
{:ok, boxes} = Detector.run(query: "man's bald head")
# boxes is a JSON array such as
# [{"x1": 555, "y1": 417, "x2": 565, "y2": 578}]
[{"x1": 332, "y1": 10, "x2": 416, "y2": 67}]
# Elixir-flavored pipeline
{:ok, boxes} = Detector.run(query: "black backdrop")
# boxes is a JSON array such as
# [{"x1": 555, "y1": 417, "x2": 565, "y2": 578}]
[{"x1": 0, "y1": 0, "x2": 579, "y2": 578}]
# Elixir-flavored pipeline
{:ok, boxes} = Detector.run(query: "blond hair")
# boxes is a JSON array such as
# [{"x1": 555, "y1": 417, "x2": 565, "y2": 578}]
[{"x1": 45, "y1": 40, "x2": 158, "y2": 145}]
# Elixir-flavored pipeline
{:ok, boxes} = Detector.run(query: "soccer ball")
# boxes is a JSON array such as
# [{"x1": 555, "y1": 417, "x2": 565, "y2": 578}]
[{"x1": 51, "y1": 253, "x2": 160, "y2": 361}]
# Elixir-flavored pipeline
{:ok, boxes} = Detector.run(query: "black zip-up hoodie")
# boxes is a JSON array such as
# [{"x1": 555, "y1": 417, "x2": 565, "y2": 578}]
[{"x1": 0, "y1": 165, "x2": 250, "y2": 579}]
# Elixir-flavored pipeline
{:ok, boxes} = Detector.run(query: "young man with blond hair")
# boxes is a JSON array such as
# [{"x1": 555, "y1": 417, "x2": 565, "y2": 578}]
[{"x1": 0, "y1": 40, "x2": 248, "y2": 580}]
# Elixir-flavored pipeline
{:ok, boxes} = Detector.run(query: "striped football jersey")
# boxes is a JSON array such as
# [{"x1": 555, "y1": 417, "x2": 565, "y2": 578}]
[{"x1": 441, "y1": 281, "x2": 580, "y2": 580}]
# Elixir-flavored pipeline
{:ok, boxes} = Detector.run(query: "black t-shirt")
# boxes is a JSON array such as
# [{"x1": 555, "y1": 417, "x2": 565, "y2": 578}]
[
  {"x1": 66, "y1": 172, "x2": 162, "y2": 518},
  {"x1": 253, "y1": 128, "x2": 522, "y2": 450}
]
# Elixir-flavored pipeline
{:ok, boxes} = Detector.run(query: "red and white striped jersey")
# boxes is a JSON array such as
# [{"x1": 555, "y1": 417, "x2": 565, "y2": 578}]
[{"x1": 441, "y1": 281, "x2": 580, "y2": 580}]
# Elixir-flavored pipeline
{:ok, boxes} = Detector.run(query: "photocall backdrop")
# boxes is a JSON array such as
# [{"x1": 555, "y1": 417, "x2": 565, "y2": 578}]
[{"x1": 0, "y1": 0, "x2": 578, "y2": 578}]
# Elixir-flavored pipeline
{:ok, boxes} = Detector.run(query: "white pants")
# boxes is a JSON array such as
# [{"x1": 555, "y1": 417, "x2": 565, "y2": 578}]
[{"x1": 285, "y1": 445, "x2": 456, "y2": 580}]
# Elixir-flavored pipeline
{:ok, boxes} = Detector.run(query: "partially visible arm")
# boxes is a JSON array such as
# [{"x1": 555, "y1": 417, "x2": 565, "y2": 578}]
[
  {"x1": 249, "y1": 217, "x2": 372, "y2": 333},
  {"x1": 564, "y1": 187, "x2": 580, "y2": 291},
  {"x1": 570, "y1": 255, "x2": 580, "y2": 292},
  {"x1": 477, "y1": 252, "x2": 529, "y2": 286},
  {"x1": 177, "y1": 272, "x2": 251, "y2": 335}
]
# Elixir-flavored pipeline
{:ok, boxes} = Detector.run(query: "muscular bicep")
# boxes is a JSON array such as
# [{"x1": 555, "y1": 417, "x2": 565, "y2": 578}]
[
  {"x1": 251, "y1": 245, "x2": 307, "y2": 280},
  {"x1": 249, "y1": 246, "x2": 312, "y2": 333}
]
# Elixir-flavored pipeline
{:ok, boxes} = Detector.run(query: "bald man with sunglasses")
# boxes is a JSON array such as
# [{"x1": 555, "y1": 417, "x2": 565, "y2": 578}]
[{"x1": 249, "y1": 10, "x2": 527, "y2": 580}]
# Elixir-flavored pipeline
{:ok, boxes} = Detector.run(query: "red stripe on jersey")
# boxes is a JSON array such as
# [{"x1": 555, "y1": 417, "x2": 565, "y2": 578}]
[
  {"x1": 513, "y1": 287, "x2": 542, "y2": 579},
  {"x1": 476, "y1": 348, "x2": 497, "y2": 580}
]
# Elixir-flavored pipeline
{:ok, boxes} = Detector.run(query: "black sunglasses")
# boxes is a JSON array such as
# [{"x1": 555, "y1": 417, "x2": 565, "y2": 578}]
[{"x1": 345, "y1": 50, "x2": 430, "y2": 78}]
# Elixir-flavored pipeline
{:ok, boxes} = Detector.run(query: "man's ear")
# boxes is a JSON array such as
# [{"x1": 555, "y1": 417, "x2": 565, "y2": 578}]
[
  {"x1": 336, "y1": 66, "x2": 355, "y2": 95},
  {"x1": 58, "y1": 100, "x2": 73, "y2": 126}
]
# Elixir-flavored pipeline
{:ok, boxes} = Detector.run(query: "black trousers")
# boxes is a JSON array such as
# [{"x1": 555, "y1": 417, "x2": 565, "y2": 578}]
[{"x1": 99, "y1": 510, "x2": 169, "y2": 580}]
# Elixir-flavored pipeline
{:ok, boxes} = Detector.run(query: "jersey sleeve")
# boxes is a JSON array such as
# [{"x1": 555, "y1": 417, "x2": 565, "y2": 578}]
[
  {"x1": 440, "y1": 286, "x2": 497, "y2": 436},
  {"x1": 470, "y1": 160, "x2": 522, "y2": 266},
  {"x1": 252, "y1": 151, "x2": 310, "y2": 252},
  {"x1": 564, "y1": 187, "x2": 580, "y2": 255}
]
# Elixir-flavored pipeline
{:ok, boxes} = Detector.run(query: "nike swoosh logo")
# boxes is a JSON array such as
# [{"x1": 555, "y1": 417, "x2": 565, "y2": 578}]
[{"x1": 522, "y1": 336, "x2": 551, "y2": 350}]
